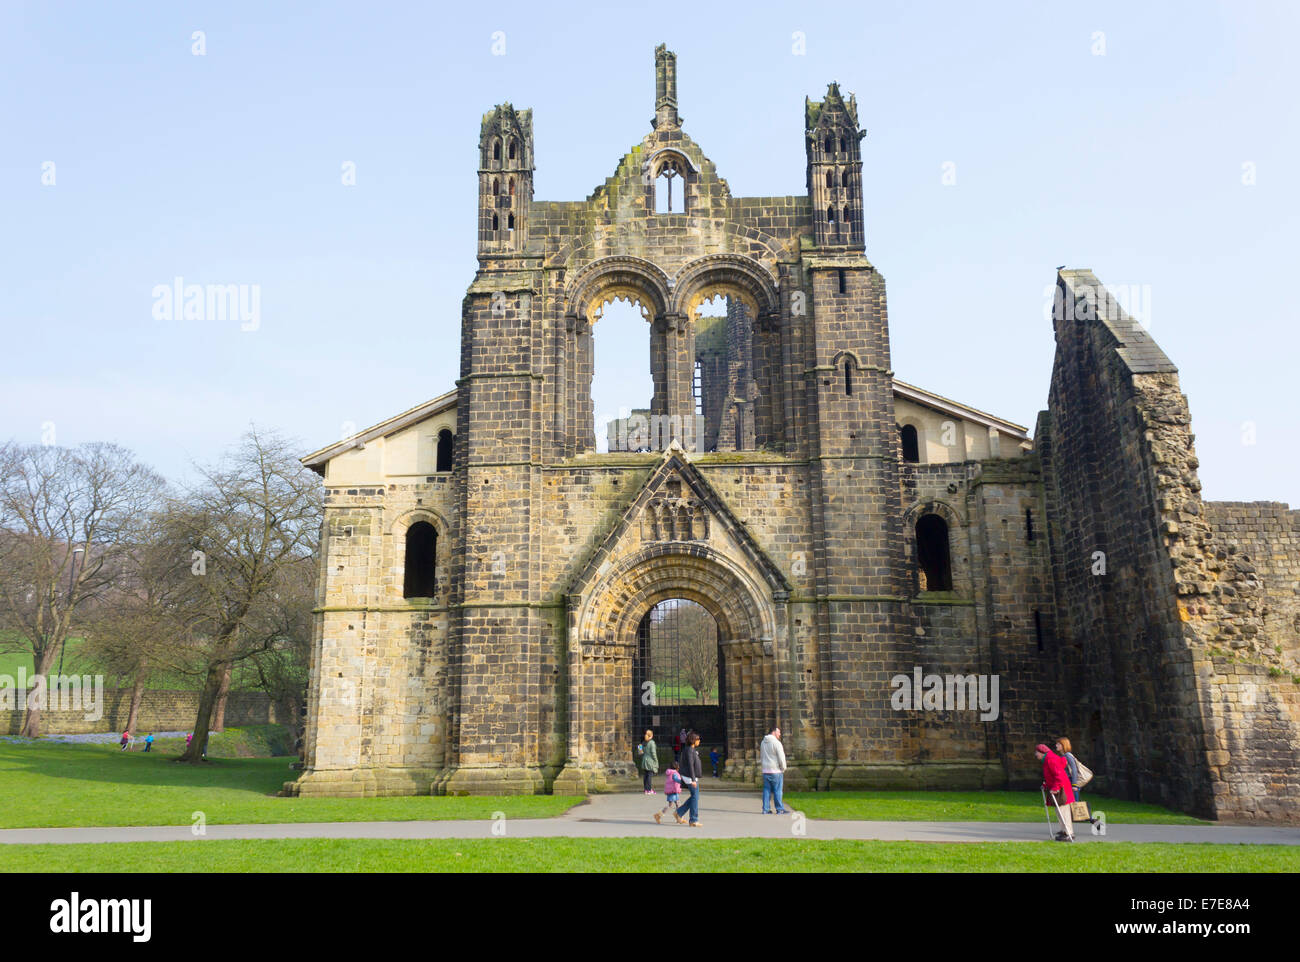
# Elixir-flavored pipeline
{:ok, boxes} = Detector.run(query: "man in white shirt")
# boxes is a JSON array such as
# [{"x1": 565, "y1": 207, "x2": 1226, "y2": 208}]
[{"x1": 760, "y1": 725, "x2": 788, "y2": 814}]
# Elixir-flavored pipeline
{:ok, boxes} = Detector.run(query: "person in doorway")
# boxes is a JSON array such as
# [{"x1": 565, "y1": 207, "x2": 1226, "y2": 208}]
[
  {"x1": 1036, "y1": 743, "x2": 1075, "y2": 842},
  {"x1": 678, "y1": 731, "x2": 703, "y2": 826},
  {"x1": 760, "y1": 725, "x2": 788, "y2": 814},
  {"x1": 673, "y1": 728, "x2": 684, "y2": 762},
  {"x1": 636, "y1": 729, "x2": 659, "y2": 793},
  {"x1": 709, "y1": 746, "x2": 720, "y2": 777}
]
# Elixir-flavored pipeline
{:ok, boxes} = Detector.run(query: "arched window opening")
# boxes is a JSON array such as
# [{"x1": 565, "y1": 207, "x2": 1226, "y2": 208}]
[
  {"x1": 403, "y1": 521, "x2": 437, "y2": 599},
  {"x1": 837, "y1": 268, "x2": 847, "y2": 294},
  {"x1": 655, "y1": 159, "x2": 685, "y2": 213},
  {"x1": 824, "y1": 135, "x2": 832, "y2": 153},
  {"x1": 844, "y1": 360, "x2": 853, "y2": 396},
  {"x1": 827, "y1": 206, "x2": 836, "y2": 224},
  {"x1": 507, "y1": 212, "x2": 515, "y2": 231},
  {"x1": 916, "y1": 515, "x2": 953, "y2": 592},
  {"x1": 491, "y1": 213, "x2": 499, "y2": 231},
  {"x1": 900, "y1": 424, "x2": 920, "y2": 463},
  {"x1": 825, "y1": 170, "x2": 835, "y2": 189},
  {"x1": 843, "y1": 206, "x2": 851, "y2": 224},
  {"x1": 839, "y1": 136, "x2": 847, "y2": 153},
  {"x1": 436, "y1": 429, "x2": 454, "y2": 472},
  {"x1": 509, "y1": 178, "x2": 515, "y2": 197},
  {"x1": 508, "y1": 139, "x2": 517, "y2": 160},
  {"x1": 591, "y1": 296, "x2": 655, "y2": 453},
  {"x1": 492, "y1": 140, "x2": 501, "y2": 161},
  {"x1": 492, "y1": 178, "x2": 499, "y2": 195}
]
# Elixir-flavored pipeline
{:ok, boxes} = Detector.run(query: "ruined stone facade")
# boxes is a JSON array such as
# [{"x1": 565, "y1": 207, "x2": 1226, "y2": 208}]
[{"x1": 291, "y1": 48, "x2": 1299, "y2": 820}]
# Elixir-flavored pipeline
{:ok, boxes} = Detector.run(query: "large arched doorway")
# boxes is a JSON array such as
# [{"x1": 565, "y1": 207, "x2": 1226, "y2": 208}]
[{"x1": 632, "y1": 599, "x2": 726, "y2": 759}]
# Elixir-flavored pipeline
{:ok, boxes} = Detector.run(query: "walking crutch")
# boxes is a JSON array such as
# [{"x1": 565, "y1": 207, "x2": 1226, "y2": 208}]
[{"x1": 1040, "y1": 786, "x2": 1059, "y2": 840}]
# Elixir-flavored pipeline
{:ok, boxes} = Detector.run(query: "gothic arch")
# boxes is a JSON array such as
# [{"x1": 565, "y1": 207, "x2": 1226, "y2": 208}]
[
  {"x1": 573, "y1": 543, "x2": 777, "y2": 647},
  {"x1": 670, "y1": 254, "x2": 780, "y2": 322},
  {"x1": 565, "y1": 255, "x2": 672, "y2": 325}
]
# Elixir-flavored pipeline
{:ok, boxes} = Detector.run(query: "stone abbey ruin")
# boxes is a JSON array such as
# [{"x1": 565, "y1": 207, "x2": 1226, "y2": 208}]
[{"x1": 291, "y1": 46, "x2": 1299, "y2": 822}]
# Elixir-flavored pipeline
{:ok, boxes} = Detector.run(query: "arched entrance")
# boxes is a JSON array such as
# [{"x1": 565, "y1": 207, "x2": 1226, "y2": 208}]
[
  {"x1": 561, "y1": 541, "x2": 787, "y2": 791},
  {"x1": 633, "y1": 599, "x2": 727, "y2": 761}
]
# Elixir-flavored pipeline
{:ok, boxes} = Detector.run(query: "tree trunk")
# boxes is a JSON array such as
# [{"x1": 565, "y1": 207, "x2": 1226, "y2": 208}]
[
  {"x1": 19, "y1": 643, "x2": 59, "y2": 738},
  {"x1": 212, "y1": 663, "x2": 233, "y2": 732},
  {"x1": 177, "y1": 661, "x2": 227, "y2": 763},
  {"x1": 124, "y1": 668, "x2": 147, "y2": 735}
]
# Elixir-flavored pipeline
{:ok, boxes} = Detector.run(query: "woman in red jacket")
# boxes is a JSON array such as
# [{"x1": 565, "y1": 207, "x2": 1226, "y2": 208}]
[{"x1": 1036, "y1": 743, "x2": 1075, "y2": 842}]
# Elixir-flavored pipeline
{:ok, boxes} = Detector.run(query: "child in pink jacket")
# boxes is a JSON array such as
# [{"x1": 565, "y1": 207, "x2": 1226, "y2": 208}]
[{"x1": 653, "y1": 761, "x2": 684, "y2": 823}]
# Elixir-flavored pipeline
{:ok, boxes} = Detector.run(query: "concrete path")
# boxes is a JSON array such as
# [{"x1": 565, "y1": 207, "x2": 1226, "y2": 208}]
[{"x1": 2, "y1": 792, "x2": 1298, "y2": 845}]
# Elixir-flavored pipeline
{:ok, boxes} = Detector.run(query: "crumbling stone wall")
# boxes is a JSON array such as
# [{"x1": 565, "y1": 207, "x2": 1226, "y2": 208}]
[{"x1": 1038, "y1": 269, "x2": 1298, "y2": 821}]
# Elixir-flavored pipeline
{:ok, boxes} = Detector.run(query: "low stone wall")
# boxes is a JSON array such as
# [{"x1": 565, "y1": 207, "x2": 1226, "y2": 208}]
[{"x1": 1, "y1": 689, "x2": 282, "y2": 736}]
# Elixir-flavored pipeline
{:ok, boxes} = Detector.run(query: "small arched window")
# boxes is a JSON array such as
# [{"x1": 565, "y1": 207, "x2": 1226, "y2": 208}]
[
  {"x1": 827, "y1": 206, "x2": 836, "y2": 224},
  {"x1": 436, "y1": 429, "x2": 453, "y2": 472},
  {"x1": 824, "y1": 135, "x2": 832, "y2": 153},
  {"x1": 491, "y1": 213, "x2": 499, "y2": 231},
  {"x1": 839, "y1": 136, "x2": 847, "y2": 153},
  {"x1": 492, "y1": 178, "x2": 499, "y2": 195},
  {"x1": 900, "y1": 424, "x2": 920, "y2": 463},
  {"x1": 825, "y1": 170, "x2": 835, "y2": 189},
  {"x1": 843, "y1": 206, "x2": 851, "y2": 224},
  {"x1": 655, "y1": 159, "x2": 684, "y2": 213},
  {"x1": 508, "y1": 139, "x2": 517, "y2": 160},
  {"x1": 844, "y1": 360, "x2": 853, "y2": 396},
  {"x1": 403, "y1": 521, "x2": 437, "y2": 599},
  {"x1": 507, "y1": 212, "x2": 515, "y2": 231},
  {"x1": 916, "y1": 515, "x2": 952, "y2": 592},
  {"x1": 492, "y1": 140, "x2": 501, "y2": 161}
]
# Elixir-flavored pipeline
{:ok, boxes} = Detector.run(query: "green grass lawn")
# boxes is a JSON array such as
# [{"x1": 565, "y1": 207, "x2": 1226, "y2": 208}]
[
  {"x1": 785, "y1": 791, "x2": 1209, "y2": 825},
  {"x1": 0, "y1": 837, "x2": 1293, "y2": 873},
  {"x1": 0, "y1": 740, "x2": 1210, "y2": 829},
  {"x1": 0, "y1": 741, "x2": 581, "y2": 829}
]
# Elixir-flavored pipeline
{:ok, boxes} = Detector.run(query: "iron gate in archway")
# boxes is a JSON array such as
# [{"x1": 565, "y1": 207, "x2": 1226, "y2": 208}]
[{"x1": 631, "y1": 598, "x2": 726, "y2": 759}]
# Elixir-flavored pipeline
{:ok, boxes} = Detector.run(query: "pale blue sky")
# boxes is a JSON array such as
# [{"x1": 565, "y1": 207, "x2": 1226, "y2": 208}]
[{"x1": 2, "y1": 1, "x2": 1297, "y2": 503}]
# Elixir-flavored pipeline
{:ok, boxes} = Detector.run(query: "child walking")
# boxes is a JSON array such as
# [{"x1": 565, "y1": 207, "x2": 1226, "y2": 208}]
[{"x1": 653, "y1": 761, "x2": 684, "y2": 824}]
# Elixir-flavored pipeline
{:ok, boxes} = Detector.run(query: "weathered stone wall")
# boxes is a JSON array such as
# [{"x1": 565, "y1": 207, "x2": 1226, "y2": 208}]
[
  {"x1": 1, "y1": 689, "x2": 280, "y2": 736},
  {"x1": 1204, "y1": 501, "x2": 1300, "y2": 670},
  {"x1": 1038, "y1": 269, "x2": 1298, "y2": 821}
]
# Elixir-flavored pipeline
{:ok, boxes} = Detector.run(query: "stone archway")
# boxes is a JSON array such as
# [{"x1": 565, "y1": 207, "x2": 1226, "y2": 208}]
[{"x1": 556, "y1": 545, "x2": 781, "y2": 792}]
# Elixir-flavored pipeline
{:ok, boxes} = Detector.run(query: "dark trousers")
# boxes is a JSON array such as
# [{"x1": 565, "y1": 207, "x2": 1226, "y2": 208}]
[{"x1": 642, "y1": 769, "x2": 653, "y2": 791}]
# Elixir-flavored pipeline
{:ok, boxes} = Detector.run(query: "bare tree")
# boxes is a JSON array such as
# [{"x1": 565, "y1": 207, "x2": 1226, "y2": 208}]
[
  {"x1": 0, "y1": 442, "x2": 164, "y2": 736},
  {"x1": 167, "y1": 429, "x2": 322, "y2": 763}
]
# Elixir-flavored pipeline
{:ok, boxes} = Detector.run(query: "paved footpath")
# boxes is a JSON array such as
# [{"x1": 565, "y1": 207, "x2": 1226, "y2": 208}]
[{"x1": 2, "y1": 792, "x2": 1298, "y2": 845}]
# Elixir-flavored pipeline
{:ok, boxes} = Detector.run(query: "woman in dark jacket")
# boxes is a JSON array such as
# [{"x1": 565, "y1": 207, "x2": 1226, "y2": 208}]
[{"x1": 677, "y1": 731, "x2": 703, "y2": 826}]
